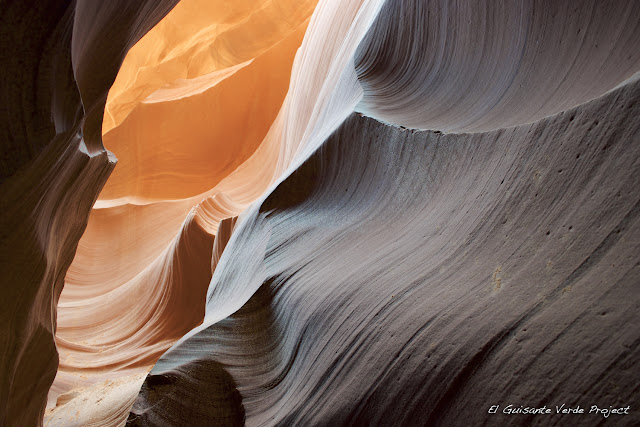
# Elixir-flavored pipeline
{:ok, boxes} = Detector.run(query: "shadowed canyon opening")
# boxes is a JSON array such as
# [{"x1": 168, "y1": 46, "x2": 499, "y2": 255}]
[{"x1": 0, "y1": 1, "x2": 639, "y2": 426}]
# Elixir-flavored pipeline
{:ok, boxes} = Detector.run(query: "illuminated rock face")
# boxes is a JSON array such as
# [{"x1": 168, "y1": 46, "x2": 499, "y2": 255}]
[
  {"x1": 128, "y1": 0, "x2": 640, "y2": 425},
  {"x1": 99, "y1": 0, "x2": 318, "y2": 202},
  {"x1": 131, "y1": 85, "x2": 640, "y2": 425},
  {"x1": 47, "y1": 0, "x2": 318, "y2": 423},
  {"x1": 1, "y1": 0, "x2": 639, "y2": 426}
]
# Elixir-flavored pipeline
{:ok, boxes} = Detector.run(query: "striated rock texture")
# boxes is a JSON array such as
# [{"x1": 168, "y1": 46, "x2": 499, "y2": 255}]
[
  {"x1": 128, "y1": 0, "x2": 640, "y2": 425},
  {"x1": 1, "y1": 0, "x2": 639, "y2": 426},
  {"x1": 0, "y1": 1, "x2": 180, "y2": 425},
  {"x1": 355, "y1": 0, "x2": 640, "y2": 131},
  {"x1": 47, "y1": 2, "x2": 319, "y2": 422},
  {"x1": 129, "y1": 78, "x2": 640, "y2": 426}
]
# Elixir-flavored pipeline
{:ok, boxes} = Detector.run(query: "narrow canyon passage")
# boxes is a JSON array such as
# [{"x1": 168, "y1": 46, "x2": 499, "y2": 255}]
[
  {"x1": 0, "y1": 0, "x2": 638, "y2": 426},
  {"x1": 48, "y1": 0, "x2": 319, "y2": 418}
]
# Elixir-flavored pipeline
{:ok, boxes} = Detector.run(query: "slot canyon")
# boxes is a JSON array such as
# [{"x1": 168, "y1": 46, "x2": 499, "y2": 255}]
[{"x1": 1, "y1": 0, "x2": 639, "y2": 425}]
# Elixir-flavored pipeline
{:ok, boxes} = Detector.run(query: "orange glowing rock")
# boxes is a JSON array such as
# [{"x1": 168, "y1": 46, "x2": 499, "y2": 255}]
[{"x1": 48, "y1": 0, "x2": 318, "y2": 417}]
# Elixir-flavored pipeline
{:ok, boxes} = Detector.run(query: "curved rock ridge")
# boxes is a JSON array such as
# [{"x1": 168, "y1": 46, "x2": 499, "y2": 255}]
[
  {"x1": 131, "y1": 78, "x2": 640, "y2": 425},
  {"x1": 48, "y1": 0, "x2": 319, "y2": 420},
  {"x1": 0, "y1": 1, "x2": 180, "y2": 425},
  {"x1": 47, "y1": 201, "x2": 216, "y2": 423},
  {"x1": 98, "y1": 9, "x2": 313, "y2": 203},
  {"x1": 58, "y1": 205, "x2": 214, "y2": 372},
  {"x1": 2, "y1": 0, "x2": 639, "y2": 425},
  {"x1": 102, "y1": 0, "x2": 318, "y2": 135},
  {"x1": 354, "y1": 0, "x2": 640, "y2": 132}
]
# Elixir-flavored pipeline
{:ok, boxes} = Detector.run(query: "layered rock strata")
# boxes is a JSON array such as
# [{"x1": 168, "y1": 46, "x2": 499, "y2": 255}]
[
  {"x1": 1, "y1": 0, "x2": 639, "y2": 425},
  {"x1": 129, "y1": 77, "x2": 640, "y2": 426},
  {"x1": 0, "y1": 2, "x2": 180, "y2": 425},
  {"x1": 48, "y1": 1, "x2": 317, "y2": 420}
]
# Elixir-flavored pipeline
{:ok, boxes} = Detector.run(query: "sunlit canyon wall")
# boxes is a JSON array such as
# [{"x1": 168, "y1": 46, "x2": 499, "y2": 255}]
[{"x1": 1, "y1": 0, "x2": 639, "y2": 426}]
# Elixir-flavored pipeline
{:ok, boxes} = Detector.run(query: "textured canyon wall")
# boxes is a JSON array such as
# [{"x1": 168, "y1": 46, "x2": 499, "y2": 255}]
[
  {"x1": 0, "y1": 1, "x2": 180, "y2": 425},
  {"x1": 355, "y1": 0, "x2": 640, "y2": 131},
  {"x1": 47, "y1": 2, "x2": 319, "y2": 421},
  {"x1": 1, "y1": 0, "x2": 639, "y2": 426},
  {"x1": 131, "y1": 81, "x2": 640, "y2": 426},
  {"x1": 128, "y1": 0, "x2": 640, "y2": 425}
]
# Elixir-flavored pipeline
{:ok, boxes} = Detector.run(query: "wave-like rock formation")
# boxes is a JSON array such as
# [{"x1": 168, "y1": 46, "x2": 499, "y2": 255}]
[
  {"x1": 1, "y1": 0, "x2": 639, "y2": 425},
  {"x1": 128, "y1": 0, "x2": 640, "y2": 425},
  {"x1": 355, "y1": 0, "x2": 640, "y2": 131},
  {"x1": 130, "y1": 81, "x2": 640, "y2": 425},
  {"x1": 0, "y1": 1, "x2": 182, "y2": 425},
  {"x1": 48, "y1": 0, "x2": 318, "y2": 421}
]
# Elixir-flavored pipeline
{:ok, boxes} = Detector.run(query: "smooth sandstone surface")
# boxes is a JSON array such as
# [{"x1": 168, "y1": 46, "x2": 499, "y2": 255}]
[
  {"x1": 99, "y1": 1, "x2": 316, "y2": 202},
  {"x1": 0, "y1": 1, "x2": 181, "y2": 425},
  {"x1": 46, "y1": 0, "x2": 318, "y2": 424},
  {"x1": 129, "y1": 0, "x2": 640, "y2": 425},
  {"x1": 129, "y1": 78, "x2": 640, "y2": 426},
  {"x1": 355, "y1": 0, "x2": 640, "y2": 131},
  {"x1": 102, "y1": 0, "x2": 317, "y2": 136},
  {"x1": 1, "y1": 0, "x2": 639, "y2": 426}
]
